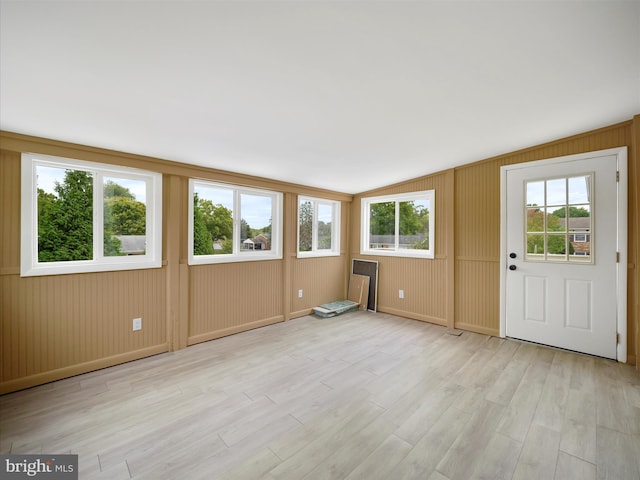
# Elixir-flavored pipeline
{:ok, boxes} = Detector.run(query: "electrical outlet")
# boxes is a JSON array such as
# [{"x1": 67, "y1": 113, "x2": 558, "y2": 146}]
[
  {"x1": 298, "y1": 289, "x2": 303, "y2": 298},
  {"x1": 399, "y1": 290, "x2": 405, "y2": 299},
  {"x1": 133, "y1": 317, "x2": 142, "y2": 331}
]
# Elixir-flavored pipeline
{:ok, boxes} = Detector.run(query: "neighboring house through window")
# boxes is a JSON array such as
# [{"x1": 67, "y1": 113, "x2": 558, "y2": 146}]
[{"x1": 188, "y1": 179, "x2": 282, "y2": 264}]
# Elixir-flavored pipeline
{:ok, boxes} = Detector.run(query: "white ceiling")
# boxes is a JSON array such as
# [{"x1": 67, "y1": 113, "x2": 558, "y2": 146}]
[{"x1": 1, "y1": 1, "x2": 639, "y2": 194}]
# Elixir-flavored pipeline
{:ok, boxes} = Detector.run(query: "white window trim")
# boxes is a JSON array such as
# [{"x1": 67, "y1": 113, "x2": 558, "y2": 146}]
[
  {"x1": 188, "y1": 179, "x2": 283, "y2": 265},
  {"x1": 297, "y1": 196, "x2": 341, "y2": 258},
  {"x1": 21, "y1": 153, "x2": 162, "y2": 277},
  {"x1": 360, "y1": 190, "x2": 435, "y2": 259}
]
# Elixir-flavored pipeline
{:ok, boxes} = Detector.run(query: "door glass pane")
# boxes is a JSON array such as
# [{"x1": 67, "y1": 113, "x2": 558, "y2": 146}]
[
  {"x1": 526, "y1": 207, "x2": 544, "y2": 232},
  {"x1": 568, "y1": 176, "x2": 590, "y2": 204},
  {"x1": 525, "y1": 174, "x2": 593, "y2": 264},
  {"x1": 546, "y1": 178, "x2": 566, "y2": 206},
  {"x1": 369, "y1": 201, "x2": 395, "y2": 250},
  {"x1": 103, "y1": 177, "x2": 147, "y2": 257},
  {"x1": 568, "y1": 204, "x2": 591, "y2": 261},
  {"x1": 526, "y1": 181, "x2": 544, "y2": 207},
  {"x1": 526, "y1": 234, "x2": 544, "y2": 260},
  {"x1": 546, "y1": 207, "x2": 565, "y2": 232},
  {"x1": 547, "y1": 234, "x2": 567, "y2": 261},
  {"x1": 36, "y1": 165, "x2": 93, "y2": 262}
]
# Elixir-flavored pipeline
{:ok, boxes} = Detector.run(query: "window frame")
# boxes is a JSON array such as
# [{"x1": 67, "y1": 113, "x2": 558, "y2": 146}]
[
  {"x1": 297, "y1": 195, "x2": 341, "y2": 258},
  {"x1": 360, "y1": 190, "x2": 435, "y2": 259},
  {"x1": 524, "y1": 173, "x2": 594, "y2": 264},
  {"x1": 21, "y1": 152, "x2": 163, "y2": 277},
  {"x1": 188, "y1": 179, "x2": 283, "y2": 265},
  {"x1": 573, "y1": 233, "x2": 588, "y2": 243}
]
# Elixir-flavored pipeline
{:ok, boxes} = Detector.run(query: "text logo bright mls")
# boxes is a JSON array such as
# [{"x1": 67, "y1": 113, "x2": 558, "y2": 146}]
[{"x1": 0, "y1": 455, "x2": 77, "y2": 479}]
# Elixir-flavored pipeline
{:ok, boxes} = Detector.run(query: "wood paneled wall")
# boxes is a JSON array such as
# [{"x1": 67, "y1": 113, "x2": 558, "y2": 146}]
[
  {"x1": 2, "y1": 115, "x2": 638, "y2": 393},
  {"x1": 0, "y1": 132, "x2": 352, "y2": 393},
  {"x1": 350, "y1": 117, "x2": 639, "y2": 365},
  {"x1": 633, "y1": 117, "x2": 640, "y2": 371},
  {"x1": 290, "y1": 256, "x2": 348, "y2": 318},
  {"x1": 349, "y1": 169, "x2": 455, "y2": 327},
  {"x1": 188, "y1": 262, "x2": 284, "y2": 344},
  {"x1": 1, "y1": 150, "x2": 170, "y2": 392},
  {"x1": 1, "y1": 270, "x2": 168, "y2": 393},
  {"x1": 288, "y1": 195, "x2": 352, "y2": 318},
  {"x1": 455, "y1": 119, "x2": 638, "y2": 365}
]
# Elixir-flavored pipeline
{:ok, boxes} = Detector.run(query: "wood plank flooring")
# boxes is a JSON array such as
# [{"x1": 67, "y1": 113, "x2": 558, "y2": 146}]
[{"x1": 1, "y1": 311, "x2": 639, "y2": 479}]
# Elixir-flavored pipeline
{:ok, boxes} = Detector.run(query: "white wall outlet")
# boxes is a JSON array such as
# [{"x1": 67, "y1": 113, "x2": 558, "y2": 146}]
[
  {"x1": 133, "y1": 317, "x2": 142, "y2": 331},
  {"x1": 399, "y1": 289, "x2": 405, "y2": 299},
  {"x1": 298, "y1": 289, "x2": 303, "y2": 298}
]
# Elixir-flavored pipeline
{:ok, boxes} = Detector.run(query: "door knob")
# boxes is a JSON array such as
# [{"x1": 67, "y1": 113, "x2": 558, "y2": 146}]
[
  {"x1": 509, "y1": 265, "x2": 517, "y2": 271},
  {"x1": 509, "y1": 252, "x2": 517, "y2": 259}
]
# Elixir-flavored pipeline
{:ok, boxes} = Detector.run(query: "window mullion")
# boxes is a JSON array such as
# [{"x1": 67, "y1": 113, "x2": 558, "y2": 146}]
[
  {"x1": 233, "y1": 189, "x2": 240, "y2": 255},
  {"x1": 31, "y1": 161, "x2": 39, "y2": 265},
  {"x1": 94, "y1": 171, "x2": 103, "y2": 262},
  {"x1": 329, "y1": 203, "x2": 335, "y2": 250},
  {"x1": 565, "y1": 178, "x2": 569, "y2": 258},
  {"x1": 543, "y1": 181, "x2": 548, "y2": 260},
  {"x1": 395, "y1": 201, "x2": 400, "y2": 250},
  {"x1": 312, "y1": 201, "x2": 318, "y2": 252}
]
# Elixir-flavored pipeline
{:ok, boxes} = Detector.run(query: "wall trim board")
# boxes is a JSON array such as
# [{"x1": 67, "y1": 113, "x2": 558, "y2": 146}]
[
  {"x1": 454, "y1": 323, "x2": 499, "y2": 337},
  {"x1": 186, "y1": 315, "x2": 284, "y2": 346},
  {"x1": 178, "y1": 263, "x2": 190, "y2": 349},
  {"x1": 165, "y1": 175, "x2": 182, "y2": 351},
  {"x1": 378, "y1": 307, "x2": 447, "y2": 327},
  {"x1": 350, "y1": 121, "x2": 632, "y2": 198},
  {"x1": 0, "y1": 268, "x2": 19, "y2": 276},
  {"x1": 456, "y1": 257, "x2": 500, "y2": 263},
  {"x1": 454, "y1": 119, "x2": 634, "y2": 172},
  {"x1": 0, "y1": 344, "x2": 169, "y2": 395},
  {"x1": 631, "y1": 115, "x2": 640, "y2": 371},
  {"x1": 283, "y1": 192, "x2": 294, "y2": 321},
  {"x1": 0, "y1": 131, "x2": 354, "y2": 202},
  {"x1": 444, "y1": 168, "x2": 455, "y2": 329},
  {"x1": 289, "y1": 308, "x2": 314, "y2": 319},
  {"x1": 354, "y1": 169, "x2": 451, "y2": 198},
  {"x1": 1, "y1": 265, "x2": 169, "y2": 276}
]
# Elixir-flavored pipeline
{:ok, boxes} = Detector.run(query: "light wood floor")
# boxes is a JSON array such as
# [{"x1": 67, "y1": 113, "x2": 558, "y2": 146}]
[{"x1": 1, "y1": 311, "x2": 639, "y2": 479}]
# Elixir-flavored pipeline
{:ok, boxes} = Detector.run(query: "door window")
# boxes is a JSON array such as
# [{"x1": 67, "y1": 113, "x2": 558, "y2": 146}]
[{"x1": 525, "y1": 174, "x2": 592, "y2": 263}]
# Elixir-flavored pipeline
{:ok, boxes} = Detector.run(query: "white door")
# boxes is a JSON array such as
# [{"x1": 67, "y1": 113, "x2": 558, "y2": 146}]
[{"x1": 501, "y1": 148, "x2": 627, "y2": 360}]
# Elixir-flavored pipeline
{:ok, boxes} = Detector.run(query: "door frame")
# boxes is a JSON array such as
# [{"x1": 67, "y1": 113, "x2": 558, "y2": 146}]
[{"x1": 499, "y1": 147, "x2": 628, "y2": 361}]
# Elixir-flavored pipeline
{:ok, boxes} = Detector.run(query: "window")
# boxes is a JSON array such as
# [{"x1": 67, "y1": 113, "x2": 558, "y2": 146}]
[
  {"x1": 361, "y1": 190, "x2": 434, "y2": 258},
  {"x1": 21, "y1": 153, "x2": 162, "y2": 276},
  {"x1": 298, "y1": 196, "x2": 341, "y2": 257},
  {"x1": 188, "y1": 179, "x2": 282, "y2": 264},
  {"x1": 525, "y1": 174, "x2": 592, "y2": 263}
]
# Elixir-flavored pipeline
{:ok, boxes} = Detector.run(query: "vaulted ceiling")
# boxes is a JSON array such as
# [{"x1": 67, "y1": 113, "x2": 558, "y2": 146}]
[{"x1": 1, "y1": 1, "x2": 638, "y2": 194}]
